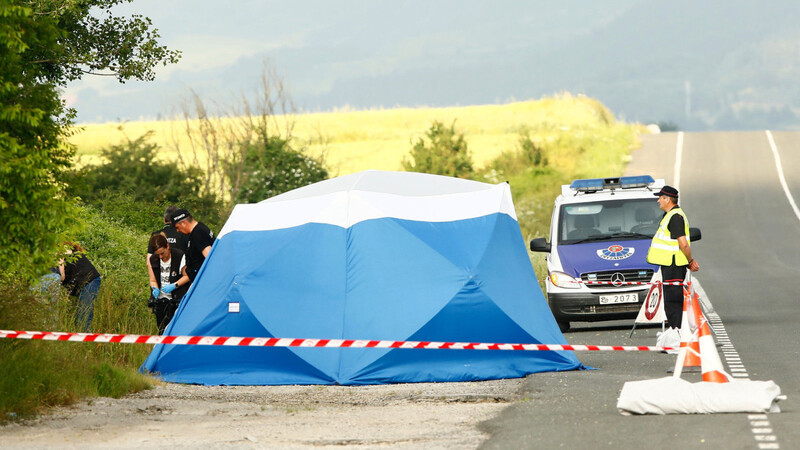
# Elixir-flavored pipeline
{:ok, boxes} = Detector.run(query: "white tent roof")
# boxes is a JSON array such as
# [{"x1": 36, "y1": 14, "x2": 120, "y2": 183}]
[
  {"x1": 219, "y1": 171, "x2": 517, "y2": 238},
  {"x1": 263, "y1": 170, "x2": 495, "y2": 201}
]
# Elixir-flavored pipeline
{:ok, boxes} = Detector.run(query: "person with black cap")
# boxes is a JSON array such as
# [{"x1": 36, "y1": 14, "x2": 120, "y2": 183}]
[
  {"x1": 647, "y1": 185, "x2": 699, "y2": 337},
  {"x1": 171, "y1": 208, "x2": 215, "y2": 282}
]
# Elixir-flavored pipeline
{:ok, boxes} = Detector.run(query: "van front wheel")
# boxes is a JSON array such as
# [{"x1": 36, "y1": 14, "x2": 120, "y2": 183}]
[{"x1": 557, "y1": 321, "x2": 570, "y2": 333}]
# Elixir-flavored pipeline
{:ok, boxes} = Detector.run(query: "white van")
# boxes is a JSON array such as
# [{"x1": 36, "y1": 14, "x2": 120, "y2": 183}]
[{"x1": 529, "y1": 175, "x2": 701, "y2": 332}]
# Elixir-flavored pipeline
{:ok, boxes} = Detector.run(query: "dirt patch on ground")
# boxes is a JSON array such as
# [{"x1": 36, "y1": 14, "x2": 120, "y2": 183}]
[{"x1": 0, "y1": 378, "x2": 522, "y2": 449}]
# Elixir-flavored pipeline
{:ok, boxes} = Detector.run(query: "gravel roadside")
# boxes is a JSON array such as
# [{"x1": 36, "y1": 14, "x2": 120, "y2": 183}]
[{"x1": 0, "y1": 378, "x2": 523, "y2": 449}]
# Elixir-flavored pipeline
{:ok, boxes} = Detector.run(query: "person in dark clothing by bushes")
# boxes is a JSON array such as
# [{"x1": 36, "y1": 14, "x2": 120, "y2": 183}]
[
  {"x1": 58, "y1": 242, "x2": 101, "y2": 331},
  {"x1": 148, "y1": 233, "x2": 191, "y2": 334}
]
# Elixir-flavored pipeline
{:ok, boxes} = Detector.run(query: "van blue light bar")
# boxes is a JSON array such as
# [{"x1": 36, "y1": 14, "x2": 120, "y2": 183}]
[
  {"x1": 570, "y1": 175, "x2": 654, "y2": 192},
  {"x1": 620, "y1": 175, "x2": 655, "y2": 189},
  {"x1": 570, "y1": 178, "x2": 605, "y2": 192}
]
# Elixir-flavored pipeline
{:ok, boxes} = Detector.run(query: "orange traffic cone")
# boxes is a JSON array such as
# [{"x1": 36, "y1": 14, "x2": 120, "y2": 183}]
[
  {"x1": 697, "y1": 316, "x2": 730, "y2": 383},
  {"x1": 672, "y1": 288, "x2": 701, "y2": 376},
  {"x1": 685, "y1": 286, "x2": 729, "y2": 382},
  {"x1": 679, "y1": 288, "x2": 701, "y2": 367}
]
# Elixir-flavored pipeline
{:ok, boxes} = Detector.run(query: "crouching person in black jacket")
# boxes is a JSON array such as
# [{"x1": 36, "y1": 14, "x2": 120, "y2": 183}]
[{"x1": 147, "y1": 233, "x2": 191, "y2": 334}]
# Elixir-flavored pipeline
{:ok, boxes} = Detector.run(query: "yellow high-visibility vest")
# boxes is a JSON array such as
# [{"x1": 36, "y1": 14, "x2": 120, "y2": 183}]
[{"x1": 647, "y1": 207, "x2": 690, "y2": 266}]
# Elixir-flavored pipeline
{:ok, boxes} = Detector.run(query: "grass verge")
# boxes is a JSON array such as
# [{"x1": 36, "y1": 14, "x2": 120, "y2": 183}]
[{"x1": 2, "y1": 93, "x2": 645, "y2": 421}]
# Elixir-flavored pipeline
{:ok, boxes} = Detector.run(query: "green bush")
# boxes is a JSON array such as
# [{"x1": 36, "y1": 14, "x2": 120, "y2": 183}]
[
  {"x1": 69, "y1": 132, "x2": 204, "y2": 204},
  {"x1": 402, "y1": 120, "x2": 474, "y2": 178},
  {"x1": 227, "y1": 135, "x2": 328, "y2": 203},
  {"x1": 79, "y1": 191, "x2": 170, "y2": 235},
  {"x1": 68, "y1": 133, "x2": 227, "y2": 232},
  {"x1": 484, "y1": 130, "x2": 549, "y2": 182}
]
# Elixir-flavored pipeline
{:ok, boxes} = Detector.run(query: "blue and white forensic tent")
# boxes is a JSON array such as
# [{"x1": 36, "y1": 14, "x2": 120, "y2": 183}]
[{"x1": 141, "y1": 170, "x2": 583, "y2": 385}]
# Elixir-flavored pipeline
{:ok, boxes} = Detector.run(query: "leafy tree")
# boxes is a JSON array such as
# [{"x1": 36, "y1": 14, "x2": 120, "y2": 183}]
[
  {"x1": 402, "y1": 120, "x2": 474, "y2": 178},
  {"x1": 228, "y1": 135, "x2": 328, "y2": 204},
  {"x1": 0, "y1": 0, "x2": 179, "y2": 280},
  {"x1": 20, "y1": 0, "x2": 180, "y2": 84},
  {"x1": 1, "y1": 2, "x2": 77, "y2": 278}
]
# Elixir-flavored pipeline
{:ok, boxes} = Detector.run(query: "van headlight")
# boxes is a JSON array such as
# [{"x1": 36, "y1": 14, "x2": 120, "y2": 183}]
[{"x1": 549, "y1": 271, "x2": 581, "y2": 289}]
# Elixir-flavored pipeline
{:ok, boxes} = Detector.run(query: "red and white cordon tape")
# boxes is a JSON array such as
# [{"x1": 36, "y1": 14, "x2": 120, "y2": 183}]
[
  {"x1": 577, "y1": 280, "x2": 686, "y2": 286},
  {"x1": 0, "y1": 330, "x2": 675, "y2": 352}
]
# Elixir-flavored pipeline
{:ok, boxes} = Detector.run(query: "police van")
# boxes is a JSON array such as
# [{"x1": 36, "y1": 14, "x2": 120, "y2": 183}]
[{"x1": 529, "y1": 175, "x2": 701, "y2": 332}]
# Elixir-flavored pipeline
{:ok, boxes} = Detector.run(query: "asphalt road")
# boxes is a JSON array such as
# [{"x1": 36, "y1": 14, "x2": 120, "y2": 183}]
[{"x1": 481, "y1": 131, "x2": 799, "y2": 450}]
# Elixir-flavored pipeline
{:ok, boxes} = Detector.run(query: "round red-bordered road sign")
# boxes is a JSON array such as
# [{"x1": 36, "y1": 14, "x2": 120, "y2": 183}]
[{"x1": 644, "y1": 282, "x2": 663, "y2": 321}]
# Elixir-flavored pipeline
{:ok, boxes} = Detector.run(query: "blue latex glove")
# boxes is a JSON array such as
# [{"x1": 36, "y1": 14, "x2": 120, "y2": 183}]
[
  {"x1": 161, "y1": 283, "x2": 177, "y2": 294},
  {"x1": 151, "y1": 287, "x2": 160, "y2": 298}
]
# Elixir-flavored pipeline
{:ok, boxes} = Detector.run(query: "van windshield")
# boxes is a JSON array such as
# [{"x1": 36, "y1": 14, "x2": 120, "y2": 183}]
[{"x1": 558, "y1": 198, "x2": 662, "y2": 244}]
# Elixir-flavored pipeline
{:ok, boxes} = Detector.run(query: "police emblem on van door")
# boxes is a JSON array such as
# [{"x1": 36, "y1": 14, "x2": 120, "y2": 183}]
[{"x1": 597, "y1": 245, "x2": 635, "y2": 260}]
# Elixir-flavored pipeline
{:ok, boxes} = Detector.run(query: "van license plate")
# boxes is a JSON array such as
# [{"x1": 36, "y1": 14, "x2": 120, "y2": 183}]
[{"x1": 599, "y1": 294, "x2": 638, "y2": 304}]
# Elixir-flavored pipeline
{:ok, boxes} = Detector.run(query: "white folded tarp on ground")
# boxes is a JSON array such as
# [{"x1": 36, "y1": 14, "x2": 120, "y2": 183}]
[{"x1": 617, "y1": 377, "x2": 783, "y2": 415}]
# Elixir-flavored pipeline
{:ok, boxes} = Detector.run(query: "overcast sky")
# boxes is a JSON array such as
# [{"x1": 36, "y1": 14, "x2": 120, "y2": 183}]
[
  {"x1": 63, "y1": 1, "x2": 800, "y2": 130},
  {"x1": 63, "y1": 0, "x2": 640, "y2": 121}
]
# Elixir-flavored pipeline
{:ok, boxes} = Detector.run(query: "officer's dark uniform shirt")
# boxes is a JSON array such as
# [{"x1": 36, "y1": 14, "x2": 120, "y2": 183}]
[
  {"x1": 185, "y1": 222, "x2": 215, "y2": 281},
  {"x1": 148, "y1": 224, "x2": 189, "y2": 254},
  {"x1": 667, "y1": 207, "x2": 686, "y2": 240}
]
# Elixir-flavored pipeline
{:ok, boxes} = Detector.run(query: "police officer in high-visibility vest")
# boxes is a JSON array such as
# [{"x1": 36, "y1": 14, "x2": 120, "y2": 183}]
[{"x1": 647, "y1": 185, "x2": 700, "y2": 330}]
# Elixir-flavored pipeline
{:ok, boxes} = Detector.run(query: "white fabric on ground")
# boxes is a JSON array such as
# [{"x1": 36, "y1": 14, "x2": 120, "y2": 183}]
[
  {"x1": 617, "y1": 377, "x2": 783, "y2": 415},
  {"x1": 656, "y1": 327, "x2": 680, "y2": 353}
]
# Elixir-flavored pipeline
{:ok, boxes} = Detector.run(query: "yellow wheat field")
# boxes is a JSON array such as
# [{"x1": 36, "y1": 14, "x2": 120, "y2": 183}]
[{"x1": 69, "y1": 93, "x2": 633, "y2": 175}]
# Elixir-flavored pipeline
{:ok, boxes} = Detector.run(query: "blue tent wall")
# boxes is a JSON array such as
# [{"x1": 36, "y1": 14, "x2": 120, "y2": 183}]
[{"x1": 141, "y1": 211, "x2": 583, "y2": 385}]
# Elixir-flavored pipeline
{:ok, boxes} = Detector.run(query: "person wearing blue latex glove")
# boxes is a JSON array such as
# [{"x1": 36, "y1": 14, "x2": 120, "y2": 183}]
[{"x1": 148, "y1": 233, "x2": 190, "y2": 334}]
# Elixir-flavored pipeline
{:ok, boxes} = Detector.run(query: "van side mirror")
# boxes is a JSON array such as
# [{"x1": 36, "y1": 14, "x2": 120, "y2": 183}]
[
  {"x1": 530, "y1": 237, "x2": 551, "y2": 253},
  {"x1": 689, "y1": 227, "x2": 702, "y2": 241}
]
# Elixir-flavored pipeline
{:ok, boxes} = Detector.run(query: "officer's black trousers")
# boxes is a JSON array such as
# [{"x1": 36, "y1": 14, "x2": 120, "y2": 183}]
[{"x1": 661, "y1": 264, "x2": 688, "y2": 329}]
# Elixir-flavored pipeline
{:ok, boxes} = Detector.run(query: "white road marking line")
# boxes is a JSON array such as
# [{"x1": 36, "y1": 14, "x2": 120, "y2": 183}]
[
  {"x1": 704, "y1": 308, "x2": 780, "y2": 447},
  {"x1": 766, "y1": 130, "x2": 800, "y2": 223},
  {"x1": 680, "y1": 135, "x2": 781, "y2": 449},
  {"x1": 674, "y1": 131, "x2": 684, "y2": 190},
  {"x1": 692, "y1": 277, "x2": 714, "y2": 314}
]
